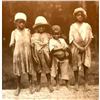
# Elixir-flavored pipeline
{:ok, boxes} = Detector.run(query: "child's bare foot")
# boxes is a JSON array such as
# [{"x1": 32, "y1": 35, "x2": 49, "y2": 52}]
[
  {"x1": 15, "y1": 87, "x2": 20, "y2": 96},
  {"x1": 36, "y1": 85, "x2": 41, "y2": 92},
  {"x1": 55, "y1": 84, "x2": 60, "y2": 90},
  {"x1": 29, "y1": 85, "x2": 36, "y2": 94},
  {"x1": 48, "y1": 85, "x2": 54, "y2": 93},
  {"x1": 66, "y1": 84, "x2": 71, "y2": 90},
  {"x1": 74, "y1": 84, "x2": 79, "y2": 91},
  {"x1": 83, "y1": 83, "x2": 90, "y2": 91}
]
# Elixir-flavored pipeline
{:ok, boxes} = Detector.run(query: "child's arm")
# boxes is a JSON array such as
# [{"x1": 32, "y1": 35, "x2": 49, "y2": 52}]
[
  {"x1": 9, "y1": 31, "x2": 15, "y2": 47},
  {"x1": 84, "y1": 38, "x2": 92, "y2": 50},
  {"x1": 84, "y1": 24, "x2": 93, "y2": 50},
  {"x1": 9, "y1": 31, "x2": 15, "y2": 52}
]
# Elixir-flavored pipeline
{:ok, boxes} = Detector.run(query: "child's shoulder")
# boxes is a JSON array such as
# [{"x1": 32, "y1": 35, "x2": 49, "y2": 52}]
[
  {"x1": 59, "y1": 38, "x2": 68, "y2": 43},
  {"x1": 70, "y1": 23, "x2": 77, "y2": 28},
  {"x1": 70, "y1": 22, "x2": 91, "y2": 28},
  {"x1": 83, "y1": 22, "x2": 91, "y2": 28},
  {"x1": 59, "y1": 38, "x2": 65, "y2": 41},
  {"x1": 11, "y1": 28, "x2": 17, "y2": 34},
  {"x1": 25, "y1": 28, "x2": 31, "y2": 32}
]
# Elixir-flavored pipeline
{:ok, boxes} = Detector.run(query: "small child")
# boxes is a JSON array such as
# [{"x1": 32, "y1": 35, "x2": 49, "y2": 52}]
[
  {"x1": 49, "y1": 25, "x2": 71, "y2": 90},
  {"x1": 31, "y1": 16, "x2": 54, "y2": 92},
  {"x1": 69, "y1": 7, "x2": 93, "y2": 91},
  {"x1": 9, "y1": 12, "x2": 34, "y2": 96}
]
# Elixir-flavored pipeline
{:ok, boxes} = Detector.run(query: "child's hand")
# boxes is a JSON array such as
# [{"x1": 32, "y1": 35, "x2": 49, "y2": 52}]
[
  {"x1": 79, "y1": 47, "x2": 85, "y2": 54},
  {"x1": 31, "y1": 43, "x2": 35, "y2": 47},
  {"x1": 79, "y1": 47, "x2": 85, "y2": 51}
]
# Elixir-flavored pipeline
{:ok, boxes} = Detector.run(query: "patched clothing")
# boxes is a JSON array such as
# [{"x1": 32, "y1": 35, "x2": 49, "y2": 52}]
[{"x1": 31, "y1": 32, "x2": 52, "y2": 73}]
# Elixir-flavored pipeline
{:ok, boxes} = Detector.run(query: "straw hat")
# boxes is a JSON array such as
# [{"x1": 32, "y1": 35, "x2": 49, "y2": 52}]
[
  {"x1": 14, "y1": 12, "x2": 27, "y2": 22},
  {"x1": 33, "y1": 16, "x2": 50, "y2": 29}
]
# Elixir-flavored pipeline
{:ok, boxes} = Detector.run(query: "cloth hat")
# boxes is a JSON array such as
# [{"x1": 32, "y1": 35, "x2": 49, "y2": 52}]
[
  {"x1": 14, "y1": 12, "x2": 27, "y2": 21},
  {"x1": 33, "y1": 16, "x2": 50, "y2": 29},
  {"x1": 52, "y1": 25, "x2": 61, "y2": 34},
  {"x1": 73, "y1": 7, "x2": 87, "y2": 18}
]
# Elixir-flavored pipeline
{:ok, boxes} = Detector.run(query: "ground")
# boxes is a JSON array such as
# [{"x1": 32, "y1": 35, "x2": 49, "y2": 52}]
[{"x1": 2, "y1": 85, "x2": 99, "y2": 100}]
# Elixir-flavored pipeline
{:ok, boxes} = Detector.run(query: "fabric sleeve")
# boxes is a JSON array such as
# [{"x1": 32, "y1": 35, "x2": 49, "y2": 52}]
[
  {"x1": 49, "y1": 39, "x2": 55, "y2": 52},
  {"x1": 87, "y1": 24, "x2": 94, "y2": 39},
  {"x1": 61, "y1": 39, "x2": 68, "y2": 48},
  {"x1": 69, "y1": 25, "x2": 74, "y2": 44},
  {"x1": 9, "y1": 31, "x2": 15, "y2": 47}
]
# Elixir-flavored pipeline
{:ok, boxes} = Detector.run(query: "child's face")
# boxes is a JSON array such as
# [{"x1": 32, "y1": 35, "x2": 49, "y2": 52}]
[
  {"x1": 53, "y1": 29, "x2": 60, "y2": 39},
  {"x1": 37, "y1": 26, "x2": 45, "y2": 33},
  {"x1": 16, "y1": 19, "x2": 26, "y2": 30},
  {"x1": 53, "y1": 34, "x2": 60, "y2": 39},
  {"x1": 76, "y1": 12, "x2": 84, "y2": 22}
]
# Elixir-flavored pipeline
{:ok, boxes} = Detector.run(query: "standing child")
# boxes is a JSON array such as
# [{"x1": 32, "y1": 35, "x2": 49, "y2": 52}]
[
  {"x1": 49, "y1": 25, "x2": 71, "y2": 90},
  {"x1": 31, "y1": 16, "x2": 54, "y2": 92},
  {"x1": 9, "y1": 12, "x2": 34, "y2": 96},
  {"x1": 69, "y1": 7, "x2": 93, "y2": 91}
]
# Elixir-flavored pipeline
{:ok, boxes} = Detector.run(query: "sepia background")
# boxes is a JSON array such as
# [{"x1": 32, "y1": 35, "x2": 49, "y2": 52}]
[{"x1": 2, "y1": 1, "x2": 99, "y2": 89}]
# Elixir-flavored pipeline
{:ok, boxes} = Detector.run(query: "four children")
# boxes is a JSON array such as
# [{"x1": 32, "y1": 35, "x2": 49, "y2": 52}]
[{"x1": 9, "y1": 7, "x2": 93, "y2": 96}]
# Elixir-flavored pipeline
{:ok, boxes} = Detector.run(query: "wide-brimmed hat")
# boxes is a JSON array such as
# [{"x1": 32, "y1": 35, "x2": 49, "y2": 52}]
[
  {"x1": 73, "y1": 7, "x2": 87, "y2": 18},
  {"x1": 52, "y1": 25, "x2": 61, "y2": 34},
  {"x1": 14, "y1": 12, "x2": 27, "y2": 22},
  {"x1": 33, "y1": 16, "x2": 50, "y2": 29}
]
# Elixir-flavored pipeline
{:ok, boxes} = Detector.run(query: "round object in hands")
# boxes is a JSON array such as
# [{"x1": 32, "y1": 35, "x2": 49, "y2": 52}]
[{"x1": 53, "y1": 49, "x2": 66, "y2": 60}]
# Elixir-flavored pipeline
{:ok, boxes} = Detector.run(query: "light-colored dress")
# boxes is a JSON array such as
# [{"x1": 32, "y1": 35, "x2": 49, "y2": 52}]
[
  {"x1": 49, "y1": 38, "x2": 70, "y2": 80},
  {"x1": 69, "y1": 22, "x2": 93, "y2": 71},
  {"x1": 9, "y1": 28, "x2": 33, "y2": 76},
  {"x1": 31, "y1": 32, "x2": 52, "y2": 73}
]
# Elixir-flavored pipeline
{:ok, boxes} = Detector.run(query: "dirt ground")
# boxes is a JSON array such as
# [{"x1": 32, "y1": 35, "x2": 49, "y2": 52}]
[{"x1": 2, "y1": 85, "x2": 99, "y2": 100}]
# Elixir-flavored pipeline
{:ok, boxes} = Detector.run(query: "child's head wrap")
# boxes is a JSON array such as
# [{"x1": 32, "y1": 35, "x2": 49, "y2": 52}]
[
  {"x1": 33, "y1": 16, "x2": 50, "y2": 29},
  {"x1": 14, "y1": 12, "x2": 27, "y2": 22},
  {"x1": 73, "y1": 7, "x2": 87, "y2": 18}
]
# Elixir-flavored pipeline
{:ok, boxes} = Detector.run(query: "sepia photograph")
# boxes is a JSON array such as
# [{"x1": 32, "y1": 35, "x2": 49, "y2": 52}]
[{"x1": 2, "y1": 0, "x2": 99, "y2": 100}]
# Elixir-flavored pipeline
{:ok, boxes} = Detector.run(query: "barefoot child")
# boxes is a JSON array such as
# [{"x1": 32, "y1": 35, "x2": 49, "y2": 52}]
[
  {"x1": 49, "y1": 25, "x2": 71, "y2": 90},
  {"x1": 9, "y1": 12, "x2": 34, "y2": 96},
  {"x1": 31, "y1": 16, "x2": 54, "y2": 92},
  {"x1": 69, "y1": 7, "x2": 93, "y2": 90}
]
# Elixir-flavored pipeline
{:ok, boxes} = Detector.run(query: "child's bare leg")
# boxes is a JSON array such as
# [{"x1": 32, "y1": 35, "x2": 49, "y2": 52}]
[
  {"x1": 36, "y1": 72, "x2": 41, "y2": 92},
  {"x1": 46, "y1": 73, "x2": 54, "y2": 92},
  {"x1": 74, "y1": 68, "x2": 79, "y2": 91},
  {"x1": 28, "y1": 73, "x2": 35, "y2": 94},
  {"x1": 55, "y1": 73, "x2": 60, "y2": 90},
  {"x1": 15, "y1": 76, "x2": 21, "y2": 96},
  {"x1": 83, "y1": 65, "x2": 89, "y2": 91},
  {"x1": 65, "y1": 80, "x2": 70, "y2": 89}
]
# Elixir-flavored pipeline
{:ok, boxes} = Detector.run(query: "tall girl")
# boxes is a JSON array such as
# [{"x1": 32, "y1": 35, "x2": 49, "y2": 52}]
[{"x1": 69, "y1": 7, "x2": 93, "y2": 91}]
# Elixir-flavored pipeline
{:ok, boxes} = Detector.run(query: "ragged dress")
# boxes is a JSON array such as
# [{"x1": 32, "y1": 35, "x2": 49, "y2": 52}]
[
  {"x1": 69, "y1": 22, "x2": 93, "y2": 71},
  {"x1": 31, "y1": 32, "x2": 52, "y2": 73},
  {"x1": 9, "y1": 28, "x2": 33, "y2": 76}
]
